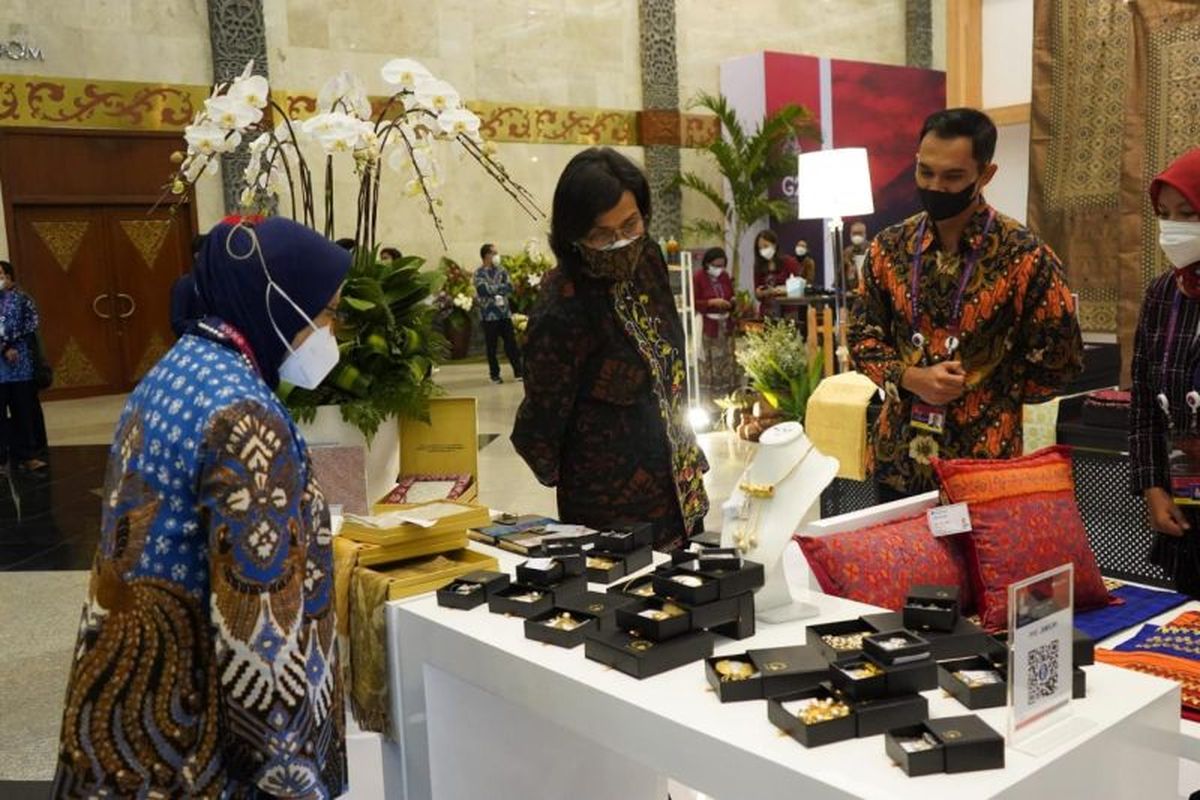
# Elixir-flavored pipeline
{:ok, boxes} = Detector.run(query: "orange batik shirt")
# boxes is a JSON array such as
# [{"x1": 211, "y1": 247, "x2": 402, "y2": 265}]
[{"x1": 848, "y1": 204, "x2": 1083, "y2": 495}]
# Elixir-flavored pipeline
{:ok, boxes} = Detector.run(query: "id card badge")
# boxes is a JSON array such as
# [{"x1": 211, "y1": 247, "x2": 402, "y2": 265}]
[
  {"x1": 1169, "y1": 434, "x2": 1200, "y2": 506},
  {"x1": 910, "y1": 402, "x2": 947, "y2": 435}
]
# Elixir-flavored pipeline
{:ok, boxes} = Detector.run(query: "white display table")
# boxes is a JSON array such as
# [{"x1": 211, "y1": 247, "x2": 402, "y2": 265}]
[{"x1": 379, "y1": 547, "x2": 1180, "y2": 800}]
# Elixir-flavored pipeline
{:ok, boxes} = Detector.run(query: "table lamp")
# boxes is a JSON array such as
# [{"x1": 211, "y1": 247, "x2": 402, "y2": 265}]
[{"x1": 794, "y1": 148, "x2": 874, "y2": 371}]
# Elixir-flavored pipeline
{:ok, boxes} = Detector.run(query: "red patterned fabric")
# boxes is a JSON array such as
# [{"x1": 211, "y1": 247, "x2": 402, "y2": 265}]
[
  {"x1": 796, "y1": 512, "x2": 974, "y2": 612},
  {"x1": 934, "y1": 445, "x2": 1112, "y2": 632}
]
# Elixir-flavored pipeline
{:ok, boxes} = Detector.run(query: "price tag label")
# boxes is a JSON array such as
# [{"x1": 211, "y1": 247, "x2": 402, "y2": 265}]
[{"x1": 927, "y1": 503, "x2": 972, "y2": 537}]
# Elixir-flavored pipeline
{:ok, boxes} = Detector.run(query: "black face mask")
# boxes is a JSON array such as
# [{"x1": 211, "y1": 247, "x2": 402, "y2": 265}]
[{"x1": 918, "y1": 181, "x2": 979, "y2": 221}]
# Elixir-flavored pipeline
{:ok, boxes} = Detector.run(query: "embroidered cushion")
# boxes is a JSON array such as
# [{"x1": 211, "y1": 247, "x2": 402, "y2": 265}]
[
  {"x1": 796, "y1": 512, "x2": 974, "y2": 612},
  {"x1": 933, "y1": 445, "x2": 1112, "y2": 632}
]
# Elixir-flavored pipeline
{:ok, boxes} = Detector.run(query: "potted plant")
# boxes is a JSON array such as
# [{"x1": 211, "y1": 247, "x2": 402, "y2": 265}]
[
  {"x1": 676, "y1": 92, "x2": 819, "y2": 287},
  {"x1": 164, "y1": 58, "x2": 543, "y2": 499},
  {"x1": 433, "y1": 257, "x2": 476, "y2": 359},
  {"x1": 735, "y1": 318, "x2": 823, "y2": 441}
]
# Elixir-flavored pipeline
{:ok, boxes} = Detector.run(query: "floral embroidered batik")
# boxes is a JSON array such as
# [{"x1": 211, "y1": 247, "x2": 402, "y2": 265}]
[
  {"x1": 848, "y1": 204, "x2": 1083, "y2": 495},
  {"x1": 52, "y1": 332, "x2": 346, "y2": 799}
]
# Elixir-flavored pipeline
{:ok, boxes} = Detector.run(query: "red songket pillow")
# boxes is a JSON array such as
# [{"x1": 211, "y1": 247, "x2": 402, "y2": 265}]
[
  {"x1": 796, "y1": 512, "x2": 974, "y2": 612},
  {"x1": 933, "y1": 445, "x2": 1112, "y2": 632}
]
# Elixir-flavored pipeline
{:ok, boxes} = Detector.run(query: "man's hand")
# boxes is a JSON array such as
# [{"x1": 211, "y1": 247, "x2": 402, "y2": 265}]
[
  {"x1": 1146, "y1": 487, "x2": 1190, "y2": 537},
  {"x1": 901, "y1": 361, "x2": 966, "y2": 406},
  {"x1": 708, "y1": 298, "x2": 732, "y2": 311}
]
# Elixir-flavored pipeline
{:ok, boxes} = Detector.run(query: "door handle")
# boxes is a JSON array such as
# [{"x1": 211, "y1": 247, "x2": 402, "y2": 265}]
[
  {"x1": 92, "y1": 294, "x2": 113, "y2": 319},
  {"x1": 117, "y1": 293, "x2": 136, "y2": 319}
]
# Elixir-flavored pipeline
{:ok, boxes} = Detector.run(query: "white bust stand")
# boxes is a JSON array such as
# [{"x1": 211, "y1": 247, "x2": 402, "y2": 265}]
[{"x1": 721, "y1": 421, "x2": 839, "y2": 623}]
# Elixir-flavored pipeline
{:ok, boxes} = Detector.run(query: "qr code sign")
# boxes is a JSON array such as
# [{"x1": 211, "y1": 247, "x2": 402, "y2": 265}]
[{"x1": 1026, "y1": 639, "x2": 1060, "y2": 704}]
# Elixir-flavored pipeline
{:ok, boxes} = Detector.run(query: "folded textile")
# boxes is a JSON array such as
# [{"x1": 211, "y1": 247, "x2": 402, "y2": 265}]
[
  {"x1": 1097, "y1": 610, "x2": 1200, "y2": 716},
  {"x1": 349, "y1": 565, "x2": 393, "y2": 733},
  {"x1": 380, "y1": 473, "x2": 474, "y2": 505},
  {"x1": 1074, "y1": 583, "x2": 1190, "y2": 641},
  {"x1": 804, "y1": 371, "x2": 878, "y2": 480}
]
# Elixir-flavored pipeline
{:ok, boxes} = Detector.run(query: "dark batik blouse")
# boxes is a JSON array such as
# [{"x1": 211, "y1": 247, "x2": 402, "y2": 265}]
[
  {"x1": 512, "y1": 244, "x2": 709, "y2": 550},
  {"x1": 848, "y1": 204, "x2": 1083, "y2": 495}
]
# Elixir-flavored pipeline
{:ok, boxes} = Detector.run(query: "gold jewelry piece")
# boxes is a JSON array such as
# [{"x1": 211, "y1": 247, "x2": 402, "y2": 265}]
[
  {"x1": 588, "y1": 556, "x2": 617, "y2": 570},
  {"x1": 953, "y1": 669, "x2": 1003, "y2": 688},
  {"x1": 795, "y1": 697, "x2": 851, "y2": 725},
  {"x1": 638, "y1": 602, "x2": 685, "y2": 621},
  {"x1": 714, "y1": 659, "x2": 757, "y2": 682},
  {"x1": 671, "y1": 574, "x2": 705, "y2": 588},
  {"x1": 874, "y1": 636, "x2": 912, "y2": 652},
  {"x1": 511, "y1": 591, "x2": 543, "y2": 603},
  {"x1": 840, "y1": 662, "x2": 883, "y2": 680},
  {"x1": 897, "y1": 733, "x2": 940, "y2": 753},
  {"x1": 543, "y1": 612, "x2": 580, "y2": 631},
  {"x1": 738, "y1": 481, "x2": 775, "y2": 498},
  {"x1": 452, "y1": 583, "x2": 480, "y2": 596},
  {"x1": 821, "y1": 633, "x2": 866, "y2": 651},
  {"x1": 630, "y1": 582, "x2": 656, "y2": 597}
]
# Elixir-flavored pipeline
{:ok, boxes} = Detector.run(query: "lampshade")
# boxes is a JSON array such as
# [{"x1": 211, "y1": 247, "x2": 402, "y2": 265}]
[{"x1": 794, "y1": 147, "x2": 875, "y2": 220}]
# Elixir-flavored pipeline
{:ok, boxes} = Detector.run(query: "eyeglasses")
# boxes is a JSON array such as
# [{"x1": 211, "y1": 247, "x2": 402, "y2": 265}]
[{"x1": 580, "y1": 212, "x2": 645, "y2": 250}]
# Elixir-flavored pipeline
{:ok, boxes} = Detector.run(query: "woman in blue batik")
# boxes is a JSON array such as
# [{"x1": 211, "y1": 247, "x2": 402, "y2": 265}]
[
  {"x1": 54, "y1": 217, "x2": 351, "y2": 799},
  {"x1": 0, "y1": 259, "x2": 47, "y2": 474}
]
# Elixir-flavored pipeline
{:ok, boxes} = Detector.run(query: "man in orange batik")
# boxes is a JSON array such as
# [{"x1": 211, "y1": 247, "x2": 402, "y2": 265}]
[{"x1": 849, "y1": 108, "x2": 1083, "y2": 501}]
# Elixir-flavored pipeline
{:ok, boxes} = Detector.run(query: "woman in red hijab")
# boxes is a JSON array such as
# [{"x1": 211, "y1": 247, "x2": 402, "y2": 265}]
[{"x1": 1130, "y1": 146, "x2": 1200, "y2": 596}]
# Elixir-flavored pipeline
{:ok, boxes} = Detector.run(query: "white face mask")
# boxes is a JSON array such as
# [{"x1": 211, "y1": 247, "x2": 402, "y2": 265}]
[
  {"x1": 707, "y1": 265, "x2": 724, "y2": 277},
  {"x1": 491, "y1": 253, "x2": 501, "y2": 267},
  {"x1": 225, "y1": 221, "x2": 342, "y2": 389},
  {"x1": 794, "y1": 246, "x2": 807, "y2": 257},
  {"x1": 850, "y1": 234, "x2": 866, "y2": 247},
  {"x1": 1159, "y1": 219, "x2": 1200, "y2": 269},
  {"x1": 600, "y1": 237, "x2": 638, "y2": 252},
  {"x1": 279, "y1": 323, "x2": 340, "y2": 390},
  {"x1": 0, "y1": 279, "x2": 7, "y2": 291},
  {"x1": 758, "y1": 245, "x2": 776, "y2": 260}
]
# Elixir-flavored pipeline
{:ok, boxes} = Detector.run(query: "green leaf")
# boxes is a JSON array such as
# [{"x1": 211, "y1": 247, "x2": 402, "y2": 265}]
[{"x1": 342, "y1": 296, "x2": 377, "y2": 312}]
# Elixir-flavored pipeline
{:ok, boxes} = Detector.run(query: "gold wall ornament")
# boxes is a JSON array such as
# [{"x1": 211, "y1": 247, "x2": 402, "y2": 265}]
[
  {"x1": 120, "y1": 220, "x2": 172, "y2": 270},
  {"x1": 0, "y1": 76, "x2": 205, "y2": 130},
  {"x1": 133, "y1": 332, "x2": 170, "y2": 381},
  {"x1": 53, "y1": 337, "x2": 103, "y2": 388},
  {"x1": 31, "y1": 220, "x2": 89, "y2": 272}
]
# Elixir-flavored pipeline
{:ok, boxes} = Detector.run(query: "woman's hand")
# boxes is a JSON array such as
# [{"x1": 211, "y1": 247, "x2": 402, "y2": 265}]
[{"x1": 1146, "y1": 487, "x2": 1190, "y2": 537}]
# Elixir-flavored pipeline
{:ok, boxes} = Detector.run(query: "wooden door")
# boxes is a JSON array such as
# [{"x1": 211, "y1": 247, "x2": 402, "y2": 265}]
[
  {"x1": 11, "y1": 205, "x2": 125, "y2": 398},
  {"x1": 104, "y1": 206, "x2": 193, "y2": 383}
]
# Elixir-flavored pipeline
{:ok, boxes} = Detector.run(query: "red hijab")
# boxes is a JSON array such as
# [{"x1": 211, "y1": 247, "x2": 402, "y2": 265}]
[{"x1": 1150, "y1": 148, "x2": 1200, "y2": 215}]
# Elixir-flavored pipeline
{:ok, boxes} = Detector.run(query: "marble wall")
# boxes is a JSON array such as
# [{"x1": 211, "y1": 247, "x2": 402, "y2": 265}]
[{"x1": 0, "y1": 0, "x2": 937, "y2": 270}]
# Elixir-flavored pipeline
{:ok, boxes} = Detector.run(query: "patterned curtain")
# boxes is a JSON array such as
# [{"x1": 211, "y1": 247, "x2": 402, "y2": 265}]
[{"x1": 1028, "y1": 0, "x2": 1200, "y2": 381}]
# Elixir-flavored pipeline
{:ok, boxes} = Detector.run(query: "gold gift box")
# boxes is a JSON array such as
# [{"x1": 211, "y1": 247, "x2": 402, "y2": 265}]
[{"x1": 372, "y1": 549, "x2": 500, "y2": 600}]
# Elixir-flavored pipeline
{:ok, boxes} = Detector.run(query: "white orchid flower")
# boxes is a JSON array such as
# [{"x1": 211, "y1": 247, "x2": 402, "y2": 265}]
[
  {"x1": 436, "y1": 107, "x2": 481, "y2": 139},
  {"x1": 239, "y1": 185, "x2": 256, "y2": 207},
  {"x1": 302, "y1": 111, "x2": 366, "y2": 154},
  {"x1": 204, "y1": 94, "x2": 262, "y2": 131},
  {"x1": 182, "y1": 155, "x2": 207, "y2": 182},
  {"x1": 381, "y1": 58, "x2": 432, "y2": 89},
  {"x1": 238, "y1": 60, "x2": 255, "y2": 81},
  {"x1": 413, "y1": 77, "x2": 460, "y2": 113},
  {"x1": 319, "y1": 70, "x2": 372, "y2": 118},
  {"x1": 526, "y1": 273, "x2": 542, "y2": 288},
  {"x1": 229, "y1": 74, "x2": 270, "y2": 109},
  {"x1": 184, "y1": 121, "x2": 228, "y2": 155}
]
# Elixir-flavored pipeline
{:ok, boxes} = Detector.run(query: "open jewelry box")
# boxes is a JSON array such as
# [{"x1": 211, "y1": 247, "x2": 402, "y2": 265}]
[
  {"x1": 524, "y1": 607, "x2": 600, "y2": 648},
  {"x1": 767, "y1": 682, "x2": 928, "y2": 748},
  {"x1": 884, "y1": 714, "x2": 1005, "y2": 776},
  {"x1": 436, "y1": 569, "x2": 511, "y2": 610},
  {"x1": 584, "y1": 628, "x2": 715, "y2": 679},
  {"x1": 705, "y1": 644, "x2": 828, "y2": 703}
]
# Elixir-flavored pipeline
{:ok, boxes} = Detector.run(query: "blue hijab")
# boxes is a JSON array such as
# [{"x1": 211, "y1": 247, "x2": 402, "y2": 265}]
[{"x1": 193, "y1": 217, "x2": 351, "y2": 388}]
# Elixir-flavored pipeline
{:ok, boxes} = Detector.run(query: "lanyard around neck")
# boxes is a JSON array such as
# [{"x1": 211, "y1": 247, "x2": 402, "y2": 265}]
[
  {"x1": 909, "y1": 209, "x2": 996, "y2": 355},
  {"x1": 1157, "y1": 288, "x2": 1200, "y2": 424}
]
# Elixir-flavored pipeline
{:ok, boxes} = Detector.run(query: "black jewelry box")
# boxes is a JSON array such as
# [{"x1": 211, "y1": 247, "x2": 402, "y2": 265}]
[
  {"x1": 616, "y1": 597, "x2": 692, "y2": 641},
  {"x1": 652, "y1": 568, "x2": 721, "y2": 605},
  {"x1": 805, "y1": 618, "x2": 874, "y2": 662},
  {"x1": 437, "y1": 579, "x2": 490, "y2": 610},
  {"x1": 583, "y1": 628, "x2": 714, "y2": 679},
  {"x1": 885, "y1": 723, "x2": 946, "y2": 777},
  {"x1": 535, "y1": 541, "x2": 586, "y2": 560},
  {"x1": 1074, "y1": 666, "x2": 1086, "y2": 699},
  {"x1": 707, "y1": 592, "x2": 756, "y2": 640},
  {"x1": 557, "y1": 591, "x2": 639, "y2": 632},
  {"x1": 830, "y1": 658, "x2": 888, "y2": 701},
  {"x1": 705, "y1": 654, "x2": 765, "y2": 702},
  {"x1": 607, "y1": 574, "x2": 657, "y2": 599},
  {"x1": 938, "y1": 656, "x2": 1008, "y2": 710},
  {"x1": 524, "y1": 607, "x2": 599, "y2": 648},
  {"x1": 767, "y1": 684, "x2": 857, "y2": 748},
  {"x1": 488, "y1": 583, "x2": 555, "y2": 618},
  {"x1": 863, "y1": 611, "x2": 990, "y2": 660},
  {"x1": 903, "y1": 584, "x2": 960, "y2": 632},
  {"x1": 437, "y1": 569, "x2": 512, "y2": 609},
  {"x1": 884, "y1": 656, "x2": 938, "y2": 695},
  {"x1": 851, "y1": 692, "x2": 929, "y2": 737},
  {"x1": 697, "y1": 559, "x2": 765, "y2": 599},
  {"x1": 516, "y1": 557, "x2": 565, "y2": 586},
  {"x1": 599, "y1": 521, "x2": 654, "y2": 550},
  {"x1": 678, "y1": 591, "x2": 751, "y2": 631},
  {"x1": 695, "y1": 548, "x2": 744, "y2": 573},
  {"x1": 543, "y1": 573, "x2": 587, "y2": 604},
  {"x1": 863, "y1": 630, "x2": 932, "y2": 666},
  {"x1": 587, "y1": 545, "x2": 654, "y2": 584},
  {"x1": 926, "y1": 714, "x2": 1005, "y2": 773},
  {"x1": 747, "y1": 644, "x2": 830, "y2": 697},
  {"x1": 671, "y1": 542, "x2": 709, "y2": 566}
]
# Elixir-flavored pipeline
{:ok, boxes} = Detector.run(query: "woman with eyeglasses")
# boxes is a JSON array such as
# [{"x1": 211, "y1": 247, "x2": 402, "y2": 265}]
[
  {"x1": 53, "y1": 217, "x2": 349, "y2": 798},
  {"x1": 512, "y1": 148, "x2": 710, "y2": 550}
]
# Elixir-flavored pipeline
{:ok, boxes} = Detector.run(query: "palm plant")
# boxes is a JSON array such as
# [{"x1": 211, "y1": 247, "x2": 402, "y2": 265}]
[{"x1": 677, "y1": 92, "x2": 819, "y2": 285}]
